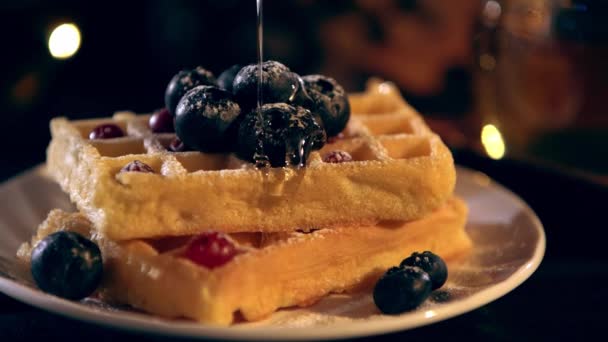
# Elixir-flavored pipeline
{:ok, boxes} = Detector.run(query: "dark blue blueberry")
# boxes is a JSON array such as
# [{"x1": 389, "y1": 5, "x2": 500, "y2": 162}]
[
  {"x1": 31, "y1": 231, "x2": 103, "y2": 300},
  {"x1": 232, "y1": 61, "x2": 299, "y2": 112},
  {"x1": 175, "y1": 85, "x2": 241, "y2": 153},
  {"x1": 217, "y1": 64, "x2": 242, "y2": 93},
  {"x1": 385, "y1": 266, "x2": 402, "y2": 276},
  {"x1": 302, "y1": 75, "x2": 350, "y2": 137},
  {"x1": 165, "y1": 67, "x2": 217, "y2": 117},
  {"x1": 289, "y1": 73, "x2": 315, "y2": 108},
  {"x1": 400, "y1": 251, "x2": 448, "y2": 290},
  {"x1": 287, "y1": 73, "x2": 325, "y2": 133},
  {"x1": 373, "y1": 266, "x2": 432, "y2": 314},
  {"x1": 236, "y1": 103, "x2": 326, "y2": 167}
]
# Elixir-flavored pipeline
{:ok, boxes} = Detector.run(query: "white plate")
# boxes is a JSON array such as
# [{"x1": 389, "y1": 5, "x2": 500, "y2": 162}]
[{"x1": 0, "y1": 166, "x2": 545, "y2": 341}]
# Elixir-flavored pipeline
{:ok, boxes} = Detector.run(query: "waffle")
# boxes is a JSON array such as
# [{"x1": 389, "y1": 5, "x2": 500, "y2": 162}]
[
  {"x1": 18, "y1": 197, "x2": 471, "y2": 325},
  {"x1": 46, "y1": 79, "x2": 456, "y2": 240}
]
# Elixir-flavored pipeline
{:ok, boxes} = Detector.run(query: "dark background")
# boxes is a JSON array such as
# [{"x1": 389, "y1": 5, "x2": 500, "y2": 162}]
[
  {"x1": 1, "y1": 0, "x2": 256, "y2": 179},
  {"x1": 2, "y1": 0, "x2": 607, "y2": 183},
  {"x1": 0, "y1": 0, "x2": 475, "y2": 182},
  {"x1": 1, "y1": 1, "x2": 608, "y2": 341}
]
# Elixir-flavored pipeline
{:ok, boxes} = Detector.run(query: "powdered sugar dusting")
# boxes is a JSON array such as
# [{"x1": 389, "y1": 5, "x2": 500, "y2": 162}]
[
  {"x1": 180, "y1": 74, "x2": 194, "y2": 87},
  {"x1": 241, "y1": 220, "x2": 536, "y2": 328},
  {"x1": 0, "y1": 167, "x2": 544, "y2": 338},
  {"x1": 211, "y1": 100, "x2": 240, "y2": 122},
  {"x1": 235, "y1": 61, "x2": 291, "y2": 92},
  {"x1": 177, "y1": 86, "x2": 241, "y2": 122},
  {"x1": 194, "y1": 66, "x2": 214, "y2": 79}
]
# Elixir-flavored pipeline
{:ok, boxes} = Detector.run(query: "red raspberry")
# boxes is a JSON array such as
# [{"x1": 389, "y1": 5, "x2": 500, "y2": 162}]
[
  {"x1": 120, "y1": 160, "x2": 154, "y2": 173},
  {"x1": 149, "y1": 108, "x2": 174, "y2": 133},
  {"x1": 168, "y1": 137, "x2": 188, "y2": 152},
  {"x1": 89, "y1": 123, "x2": 124, "y2": 140},
  {"x1": 322, "y1": 150, "x2": 353, "y2": 163},
  {"x1": 183, "y1": 232, "x2": 240, "y2": 269}
]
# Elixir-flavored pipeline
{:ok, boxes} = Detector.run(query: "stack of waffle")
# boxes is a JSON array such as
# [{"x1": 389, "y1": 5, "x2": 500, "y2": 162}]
[{"x1": 18, "y1": 80, "x2": 472, "y2": 325}]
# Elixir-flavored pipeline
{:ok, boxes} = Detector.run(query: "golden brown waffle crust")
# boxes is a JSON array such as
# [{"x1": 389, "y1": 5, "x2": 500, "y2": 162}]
[
  {"x1": 18, "y1": 197, "x2": 471, "y2": 325},
  {"x1": 46, "y1": 80, "x2": 456, "y2": 240}
]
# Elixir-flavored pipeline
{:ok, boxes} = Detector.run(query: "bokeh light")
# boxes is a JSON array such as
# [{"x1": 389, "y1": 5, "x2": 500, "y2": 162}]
[
  {"x1": 481, "y1": 124, "x2": 506, "y2": 160},
  {"x1": 48, "y1": 23, "x2": 81, "y2": 59},
  {"x1": 483, "y1": 0, "x2": 502, "y2": 26},
  {"x1": 479, "y1": 53, "x2": 496, "y2": 71}
]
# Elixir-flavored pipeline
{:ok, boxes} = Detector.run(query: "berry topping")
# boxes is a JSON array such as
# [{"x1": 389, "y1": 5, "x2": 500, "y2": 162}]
[
  {"x1": 183, "y1": 232, "x2": 240, "y2": 269},
  {"x1": 30, "y1": 231, "x2": 103, "y2": 300},
  {"x1": 217, "y1": 64, "x2": 242, "y2": 93},
  {"x1": 120, "y1": 160, "x2": 154, "y2": 173},
  {"x1": 236, "y1": 103, "x2": 326, "y2": 167},
  {"x1": 148, "y1": 108, "x2": 174, "y2": 133},
  {"x1": 168, "y1": 137, "x2": 189, "y2": 152},
  {"x1": 322, "y1": 150, "x2": 353, "y2": 163},
  {"x1": 384, "y1": 266, "x2": 403, "y2": 276},
  {"x1": 289, "y1": 73, "x2": 315, "y2": 108},
  {"x1": 175, "y1": 85, "x2": 241, "y2": 153},
  {"x1": 373, "y1": 266, "x2": 432, "y2": 314},
  {"x1": 400, "y1": 251, "x2": 448, "y2": 290},
  {"x1": 232, "y1": 61, "x2": 299, "y2": 112},
  {"x1": 302, "y1": 75, "x2": 350, "y2": 137},
  {"x1": 89, "y1": 123, "x2": 124, "y2": 140},
  {"x1": 165, "y1": 67, "x2": 217, "y2": 117},
  {"x1": 289, "y1": 73, "x2": 326, "y2": 129}
]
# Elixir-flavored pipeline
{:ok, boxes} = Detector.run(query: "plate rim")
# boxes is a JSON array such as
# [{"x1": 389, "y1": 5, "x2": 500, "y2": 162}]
[{"x1": 0, "y1": 165, "x2": 546, "y2": 341}]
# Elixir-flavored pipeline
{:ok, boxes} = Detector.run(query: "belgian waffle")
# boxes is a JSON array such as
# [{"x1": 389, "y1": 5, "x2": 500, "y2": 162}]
[
  {"x1": 18, "y1": 197, "x2": 471, "y2": 325},
  {"x1": 46, "y1": 79, "x2": 456, "y2": 240}
]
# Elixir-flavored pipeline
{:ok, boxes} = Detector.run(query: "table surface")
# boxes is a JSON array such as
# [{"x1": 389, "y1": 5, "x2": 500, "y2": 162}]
[{"x1": 1, "y1": 149, "x2": 607, "y2": 342}]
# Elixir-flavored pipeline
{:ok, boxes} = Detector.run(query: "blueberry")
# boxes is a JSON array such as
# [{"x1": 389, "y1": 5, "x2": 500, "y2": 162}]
[
  {"x1": 373, "y1": 266, "x2": 432, "y2": 314},
  {"x1": 217, "y1": 64, "x2": 242, "y2": 93},
  {"x1": 236, "y1": 103, "x2": 326, "y2": 167},
  {"x1": 232, "y1": 61, "x2": 299, "y2": 112},
  {"x1": 31, "y1": 231, "x2": 103, "y2": 300},
  {"x1": 289, "y1": 73, "x2": 315, "y2": 108},
  {"x1": 302, "y1": 75, "x2": 350, "y2": 137},
  {"x1": 400, "y1": 251, "x2": 448, "y2": 290},
  {"x1": 89, "y1": 123, "x2": 124, "y2": 140},
  {"x1": 165, "y1": 67, "x2": 217, "y2": 117},
  {"x1": 286, "y1": 72, "x2": 325, "y2": 130},
  {"x1": 175, "y1": 85, "x2": 241, "y2": 153},
  {"x1": 385, "y1": 266, "x2": 402, "y2": 276}
]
